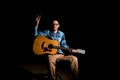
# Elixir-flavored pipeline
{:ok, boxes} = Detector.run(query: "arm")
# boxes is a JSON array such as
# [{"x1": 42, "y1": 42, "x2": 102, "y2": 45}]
[
  {"x1": 34, "y1": 25, "x2": 39, "y2": 36},
  {"x1": 60, "y1": 33, "x2": 70, "y2": 49},
  {"x1": 61, "y1": 33, "x2": 76, "y2": 53},
  {"x1": 34, "y1": 15, "x2": 48, "y2": 37},
  {"x1": 34, "y1": 15, "x2": 41, "y2": 36},
  {"x1": 35, "y1": 26, "x2": 49, "y2": 37}
]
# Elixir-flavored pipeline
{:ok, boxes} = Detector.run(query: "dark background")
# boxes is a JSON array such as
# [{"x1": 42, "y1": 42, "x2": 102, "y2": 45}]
[{"x1": 1, "y1": 1, "x2": 114, "y2": 80}]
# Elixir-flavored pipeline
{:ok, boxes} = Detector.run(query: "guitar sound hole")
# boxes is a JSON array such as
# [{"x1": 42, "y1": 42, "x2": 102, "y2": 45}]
[{"x1": 48, "y1": 44, "x2": 53, "y2": 49}]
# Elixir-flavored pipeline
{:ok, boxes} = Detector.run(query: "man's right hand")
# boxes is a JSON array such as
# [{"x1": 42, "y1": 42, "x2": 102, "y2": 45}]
[{"x1": 35, "y1": 15, "x2": 41, "y2": 26}]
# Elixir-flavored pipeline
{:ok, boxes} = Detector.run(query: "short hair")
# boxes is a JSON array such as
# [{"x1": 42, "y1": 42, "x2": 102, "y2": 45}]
[{"x1": 53, "y1": 19, "x2": 61, "y2": 25}]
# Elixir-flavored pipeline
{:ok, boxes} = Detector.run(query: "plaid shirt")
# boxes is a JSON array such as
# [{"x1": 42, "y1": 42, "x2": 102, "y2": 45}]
[{"x1": 35, "y1": 26, "x2": 69, "y2": 54}]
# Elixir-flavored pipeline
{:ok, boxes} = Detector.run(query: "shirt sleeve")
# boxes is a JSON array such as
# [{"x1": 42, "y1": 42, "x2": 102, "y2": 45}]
[
  {"x1": 34, "y1": 26, "x2": 39, "y2": 36},
  {"x1": 34, "y1": 26, "x2": 49, "y2": 37},
  {"x1": 60, "y1": 33, "x2": 70, "y2": 49}
]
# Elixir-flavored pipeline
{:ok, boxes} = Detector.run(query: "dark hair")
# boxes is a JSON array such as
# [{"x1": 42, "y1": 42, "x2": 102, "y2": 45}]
[{"x1": 52, "y1": 19, "x2": 61, "y2": 25}]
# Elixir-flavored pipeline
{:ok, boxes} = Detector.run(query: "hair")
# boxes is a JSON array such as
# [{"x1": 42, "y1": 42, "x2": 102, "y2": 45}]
[{"x1": 52, "y1": 19, "x2": 60, "y2": 25}]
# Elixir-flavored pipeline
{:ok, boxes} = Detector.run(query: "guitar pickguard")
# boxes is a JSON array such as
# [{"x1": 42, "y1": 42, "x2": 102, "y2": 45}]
[
  {"x1": 41, "y1": 42, "x2": 52, "y2": 52},
  {"x1": 41, "y1": 42, "x2": 45, "y2": 49}
]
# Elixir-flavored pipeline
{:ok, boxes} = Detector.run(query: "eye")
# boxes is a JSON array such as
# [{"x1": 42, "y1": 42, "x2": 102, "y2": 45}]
[{"x1": 53, "y1": 24, "x2": 59, "y2": 25}]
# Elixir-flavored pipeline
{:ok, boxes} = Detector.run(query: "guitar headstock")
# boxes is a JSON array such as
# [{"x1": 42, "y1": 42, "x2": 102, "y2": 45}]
[{"x1": 74, "y1": 49, "x2": 85, "y2": 54}]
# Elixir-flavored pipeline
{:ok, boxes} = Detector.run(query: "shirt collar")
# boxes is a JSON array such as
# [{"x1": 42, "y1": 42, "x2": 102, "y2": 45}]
[{"x1": 51, "y1": 30, "x2": 60, "y2": 34}]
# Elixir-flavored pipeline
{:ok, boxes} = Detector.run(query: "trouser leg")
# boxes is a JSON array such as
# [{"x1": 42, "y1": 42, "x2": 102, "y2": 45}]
[
  {"x1": 48, "y1": 54, "x2": 64, "y2": 80},
  {"x1": 60, "y1": 55, "x2": 79, "y2": 80}
]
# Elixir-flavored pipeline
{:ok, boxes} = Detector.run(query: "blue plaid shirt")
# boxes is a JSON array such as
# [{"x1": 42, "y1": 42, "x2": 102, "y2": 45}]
[{"x1": 34, "y1": 26, "x2": 69, "y2": 54}]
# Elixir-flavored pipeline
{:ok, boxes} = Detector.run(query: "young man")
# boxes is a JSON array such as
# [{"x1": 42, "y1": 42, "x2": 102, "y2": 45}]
[{"x1": 34, "y1": 15, "x2": 79, "y2": 80}]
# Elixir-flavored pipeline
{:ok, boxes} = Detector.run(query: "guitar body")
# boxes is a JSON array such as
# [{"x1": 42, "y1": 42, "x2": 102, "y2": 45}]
[{"x1": 33, "y1": 36, "x2": 59, "y2": 55}]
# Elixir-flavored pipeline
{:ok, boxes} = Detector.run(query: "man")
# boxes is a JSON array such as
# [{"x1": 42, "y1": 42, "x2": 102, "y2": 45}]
[{"x1": 34, "y1": 15, "x2": 79, "y2": 80}]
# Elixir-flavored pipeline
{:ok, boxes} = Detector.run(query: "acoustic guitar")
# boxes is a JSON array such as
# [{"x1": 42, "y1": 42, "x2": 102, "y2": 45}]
[{"x1": 33, "y1": 36, "x2": 85, "y2": 55}]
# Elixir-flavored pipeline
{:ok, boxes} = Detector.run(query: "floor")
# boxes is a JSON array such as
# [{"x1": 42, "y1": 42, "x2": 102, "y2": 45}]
[{"x1": 15, "y1": 63, "x2": 88, "y2": 80}]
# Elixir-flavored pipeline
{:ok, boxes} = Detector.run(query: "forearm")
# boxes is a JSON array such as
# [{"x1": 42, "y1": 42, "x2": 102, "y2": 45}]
[{"x1": 34, "y1": 26, "x2": 38, "y2": 36}]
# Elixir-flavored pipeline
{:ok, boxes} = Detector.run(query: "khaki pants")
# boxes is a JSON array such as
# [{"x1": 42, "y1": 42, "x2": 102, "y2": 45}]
[{"x1": 48, "y1": 54, "x2": 79, "y2": 80}]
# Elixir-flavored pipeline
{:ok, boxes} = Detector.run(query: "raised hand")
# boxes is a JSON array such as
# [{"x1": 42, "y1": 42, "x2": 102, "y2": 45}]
[{"x1": 35, "y1": 15, "x2": 41, "y2": 26}]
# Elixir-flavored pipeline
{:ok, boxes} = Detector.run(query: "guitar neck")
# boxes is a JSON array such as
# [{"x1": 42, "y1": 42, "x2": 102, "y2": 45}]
[{"x1": 53, "y1": 46, "x2": 72, "y2": 51}]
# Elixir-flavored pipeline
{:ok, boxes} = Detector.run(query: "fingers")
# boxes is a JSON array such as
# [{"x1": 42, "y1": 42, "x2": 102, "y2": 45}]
[
  {"x1": 37, "y1": 15, "x2": 41, "y2": 19},
  {"x1": 36, "y1": 15, "x2": 41, "y2": 21}
]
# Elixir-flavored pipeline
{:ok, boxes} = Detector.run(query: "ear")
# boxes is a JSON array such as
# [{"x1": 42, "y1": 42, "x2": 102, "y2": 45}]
[{"x1": 58, "y1": 24, "x2": 60, "y2": 28}]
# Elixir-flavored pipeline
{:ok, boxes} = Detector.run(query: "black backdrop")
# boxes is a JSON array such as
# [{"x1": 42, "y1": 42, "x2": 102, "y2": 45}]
[
  {"x1": 6, "y1": 5, "x2": 93, "y2": 59},
  {"x1": 1, "y1": 1, "x2": 109, "y2": 80},
  {"x1": 14, "y1": 6, "x2": 91, "y2": 66},
  {"x1": 1, "y1": 2, "x2": 102, "y2": 58}
]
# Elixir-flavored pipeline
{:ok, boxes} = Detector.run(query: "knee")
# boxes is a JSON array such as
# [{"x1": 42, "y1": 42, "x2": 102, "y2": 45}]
[{"x1": 71, "y1": 56, "x2": 78, "y2": 62}]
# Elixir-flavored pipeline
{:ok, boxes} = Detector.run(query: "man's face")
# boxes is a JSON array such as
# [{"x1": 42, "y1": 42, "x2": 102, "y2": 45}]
[{"x1": 52, "y1": 20, "x2": 60, "y2": 31}]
